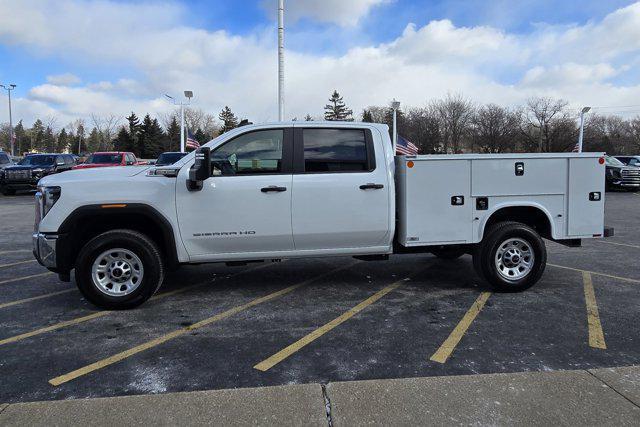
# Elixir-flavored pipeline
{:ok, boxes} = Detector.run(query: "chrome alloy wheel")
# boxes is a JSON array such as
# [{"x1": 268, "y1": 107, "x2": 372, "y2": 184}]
[
  {"x1": 91, "y1": 248, "x2": 144, "y2": 296},
  {"x1": 494, "y1": 238, "x2": 535, "y2": 281}
]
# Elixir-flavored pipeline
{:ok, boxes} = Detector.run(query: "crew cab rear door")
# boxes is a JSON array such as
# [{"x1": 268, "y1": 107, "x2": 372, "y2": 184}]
[
  {"x1": 290, "y1": 126, "x2": 391, "y2": 251},
  {"x1": 176, "y1": 127, "x2": 294, "y2": 259}
]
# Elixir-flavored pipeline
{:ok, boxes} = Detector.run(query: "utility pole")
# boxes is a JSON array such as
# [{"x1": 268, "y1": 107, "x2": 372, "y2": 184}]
[
  {"x1": 165, "y1": 91, "x2": 193, "y2": 152},
  {"x1": 0, "y1": 84, "x2": 16, "y2": 156},
  {"x1": 391, "y1": 99, "x2": 400, "y2": 153},
  {"x1": 577, "y1": 106, "x2": 591, "y2": 153},
  {"x1": 278, "y1": 0, "x2": 285, "y2": 121}
]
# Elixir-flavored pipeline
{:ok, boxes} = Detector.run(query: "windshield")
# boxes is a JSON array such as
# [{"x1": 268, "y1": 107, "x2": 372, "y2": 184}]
[
  {"x1": 87, "y1": 154, "x2": 122, "y2": 164},
  {"x1": 0, "y1": 154, "x2": 10, "y2": 165},
  {"x1": 18, "y1": 155, "x2": 55, "y2": 166},
  {"x1": 157, "y1": 153, "x2": 186, "y2": 165},
  {"x1": 606, "y1": 156, "x2": 624, "y2": 166}
]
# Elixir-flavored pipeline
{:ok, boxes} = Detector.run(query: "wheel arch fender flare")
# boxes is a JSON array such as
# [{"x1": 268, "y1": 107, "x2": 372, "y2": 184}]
[{"x1": 478, "y1": 201, "x2": 557, "y2": 241}]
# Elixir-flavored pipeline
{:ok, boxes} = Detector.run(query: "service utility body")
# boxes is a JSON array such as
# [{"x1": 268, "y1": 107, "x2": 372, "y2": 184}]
[{"x1": 32, "y1": 122, "x2": 612, "y2": 309}]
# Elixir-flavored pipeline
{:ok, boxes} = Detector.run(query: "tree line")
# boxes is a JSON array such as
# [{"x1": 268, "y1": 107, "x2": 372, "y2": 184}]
[{"x1": 1, "y1": 92, "x2": 639, "y2": 157}]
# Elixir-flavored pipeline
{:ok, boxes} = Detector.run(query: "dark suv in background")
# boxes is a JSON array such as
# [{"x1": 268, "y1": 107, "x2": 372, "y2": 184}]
[
  {"x1": 605, "y1": 155, "x2": 640, "y2": 191},
  {"x1": 616, "y1": 156, "x2": 640, "y2": 168},
  {"x1": 1, "y1": 153, "x2": 75, "y2": 195}
]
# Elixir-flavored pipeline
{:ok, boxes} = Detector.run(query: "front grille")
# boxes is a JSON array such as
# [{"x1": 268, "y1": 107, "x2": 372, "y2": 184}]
[
  {"x1": 621, "y1": 169, "x2": 640, "y2": 185},
  {"x1": 6, "y1": 170, "x2": 30, "y2": 180}
]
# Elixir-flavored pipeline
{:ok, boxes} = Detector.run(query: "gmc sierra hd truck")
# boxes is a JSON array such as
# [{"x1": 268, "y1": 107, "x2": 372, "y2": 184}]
[{"x1": 32, "y1": 122, "x2": 610, "y2": 309}]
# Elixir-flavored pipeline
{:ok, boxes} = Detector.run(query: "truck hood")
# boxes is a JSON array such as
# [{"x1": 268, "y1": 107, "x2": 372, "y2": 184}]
[{"x1": 38, "y1": 165, "x2": 150, "y2": 186}]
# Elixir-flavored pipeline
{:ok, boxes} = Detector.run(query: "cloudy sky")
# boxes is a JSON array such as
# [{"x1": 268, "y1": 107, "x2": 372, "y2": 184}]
[{"x1": 1, "y1": 0, "x2": 640, "y2": 127}]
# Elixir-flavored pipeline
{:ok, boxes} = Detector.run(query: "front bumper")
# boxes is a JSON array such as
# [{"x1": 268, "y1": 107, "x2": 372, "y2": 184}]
[
  {"x1": 32, "y1": 232, "x2": 59, "y2": 269},
  {"x1": 3, "y1": 179, "x2": 39, "y2": 190}
]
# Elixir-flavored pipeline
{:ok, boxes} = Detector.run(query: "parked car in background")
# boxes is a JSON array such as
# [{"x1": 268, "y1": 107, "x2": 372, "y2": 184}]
[
  {"x1": 156, "y1": 152, "x2": 187, "y2": 166},
  {"x1": 1, "y1": 153, "x2": 75, "y2": 195},
  {"x1": 605, "y1": 155, "x2": 640, "y2": 191},
  {"x1": 72, "y1": 152, "x2": 143, "y2": 170},
  {"x1": 615, "y1": 155, "x2": 640, "y2": 168},
  {"x1": 0, "y1": 151, "x2": 14, "y2": 169}
]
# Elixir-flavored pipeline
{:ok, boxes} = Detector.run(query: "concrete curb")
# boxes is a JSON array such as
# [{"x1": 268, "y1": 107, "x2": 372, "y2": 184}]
[{"x1": 1, "y1": 367, "x2": 638, "y2": 426}]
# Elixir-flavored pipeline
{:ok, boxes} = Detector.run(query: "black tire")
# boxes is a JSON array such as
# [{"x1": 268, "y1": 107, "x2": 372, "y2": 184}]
[
  {"x1": 475, "y1": 221, "x2": 546, "y2": 292},
  {"x1": 431, "y1": 246, "x2": 466, "y2": 260},
  {"x1": 75, "y1": 229, "x2": 164, "y2": 309}
]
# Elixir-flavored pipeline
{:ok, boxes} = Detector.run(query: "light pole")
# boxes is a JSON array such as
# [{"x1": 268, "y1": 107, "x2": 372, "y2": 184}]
[
  {"x1": 165, "y1": 91, "x2": 193, "y2": 152},
  {"x1": 578, "y1": 106, "x2": 591, "y2": 153},
  {"x1": 391, "y1": 99, "x2": 400, "y2": 154},
  {"x1": 1, "y1": 84, "x2": 16, "y2": 156},
  {"x1": 278, "y1": 0, "x2": 285, "y2": 121}
]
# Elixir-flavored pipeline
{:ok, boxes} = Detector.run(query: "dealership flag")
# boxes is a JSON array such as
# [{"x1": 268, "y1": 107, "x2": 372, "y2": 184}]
[
  {"x1": 186, "y1": 130, "x2": 200, "y2": 149},
  {"x1": 396, "y1": 135, "x2": 419, "y2": 156}
]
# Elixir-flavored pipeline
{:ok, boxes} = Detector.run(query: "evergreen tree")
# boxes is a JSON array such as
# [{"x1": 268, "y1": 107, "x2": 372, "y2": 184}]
[
  {"x1": 219, "y1": 106, "x2": 238, "y2": 133},
  {"x1": 31, "y1": 119, "x2": 46, "y2": 152},
  {"x1": 113, "y1": 126, "x2": 132, "y2": 152},
  {"x1": 87, "y1": 127, "x2": 101, "y2": 153},
  {"x1": 139, "y1": 115, "x2": 165, "y2": 158},
  {"x1": 126, "y1": 112, "x2": 141, "y2": 154},
  {"x1": 324, "y1": 90, "x2": 353, "y2": 121},
  {"x1": 56, "y1": 128, "x2": 70, "y2": 152},
  {"x1": 43, "y1": 127, "x2": 56, "y2": 152},
  {"x1": 304, "y1": 114, "x2": 313, "y2": 122},
  {"x1": 362, "y1": 110, "x2": 374, "y2": 123},
  {"x1": 14, "y1": 120, "x2": 26, "y2": 155},
  {"x1": 166, "y1": 116, "x2": 181, "y2": 151},
  {"x1": 194, "y1": 128, "x2": 207, "y2": 145}
]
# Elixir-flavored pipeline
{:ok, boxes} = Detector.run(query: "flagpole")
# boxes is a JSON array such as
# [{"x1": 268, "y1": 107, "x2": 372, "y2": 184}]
[
  {"x1": 278, "y1": 0, "x2": 285, "y2": 121},
  {"x1": 577, "y1": 106, "x2": 591, "y2": 153},
  {"x1": 180, "y1": 102, "x2": 185, "y2": 152}
]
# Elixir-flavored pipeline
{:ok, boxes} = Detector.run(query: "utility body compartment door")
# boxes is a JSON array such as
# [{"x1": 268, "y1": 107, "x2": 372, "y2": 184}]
[
  {"x1": 396, "y1": 158, "x2": 472, "y2": 245},
  {"x1": 567, "y1": 157, "x2": 605, "y2": 236}
]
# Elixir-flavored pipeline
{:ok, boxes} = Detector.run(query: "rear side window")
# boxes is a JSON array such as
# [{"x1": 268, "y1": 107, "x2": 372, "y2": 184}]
[
  {"x1": 302, "y1": 129, "x2": 369, "y2": 173},
  {"x1": 64, "y1": 155, "x2": 74, "y2": 165}
]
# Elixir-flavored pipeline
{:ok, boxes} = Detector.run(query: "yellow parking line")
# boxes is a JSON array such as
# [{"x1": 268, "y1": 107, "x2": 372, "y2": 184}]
[
  {"x1": 0, "y1": 289, "x2": 76, "y2": 310},
  {"x1": 0, "y1": 249, "x2": 32, "y2": 256},
  {"x1": 0, "y1": 311, "x2": 110, "y2": 346},
  {"x1": 548, "y1": 263, "x2": 640, "y2": 284},
  {"x1": 594, "y1": 240, "x2": 640, "y2": 249},
  {"x1": 0, "y1": 272, "x2": 53, "y2": 286},
  {"x1": 0, "y1": 263, "x2": 276, "y2": 347},
  {"x1": 430, "y1": 292, "x2": 491, "y2": 364},
  {"x1": 0, "y1": 259, "x2": 37, "y2": 269},
  {"x1": 582, "y1": 272, "x2": 606, "y2": 350},
  {"x1": 254, "y1": 279, "x2": 406, "y2": 372}
]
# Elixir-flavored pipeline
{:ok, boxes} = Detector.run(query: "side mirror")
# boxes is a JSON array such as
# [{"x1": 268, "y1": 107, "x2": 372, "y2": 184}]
[{"x1": 187, "y1": 147, "x2": 211, "y2": 191}]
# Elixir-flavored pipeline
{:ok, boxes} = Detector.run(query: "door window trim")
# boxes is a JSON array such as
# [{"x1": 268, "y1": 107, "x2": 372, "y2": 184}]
[
  {"x1": 292, "y1": 127, "x2": 376, "y2": 174},
  {"x1": 207, "y1": 127, "x2": 294, "y2": 176}
]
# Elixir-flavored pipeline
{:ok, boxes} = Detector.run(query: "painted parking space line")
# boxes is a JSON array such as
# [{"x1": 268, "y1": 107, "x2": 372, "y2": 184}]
[
  {"x1": 582, "y1": 272, "x2": 606, "y2": 350},
  {"x1": 0, "y1": 272, "x2": 53, "y2": 286},
  {"x1": 48, "y1": 265, "x2": 352, "y2": 387},
  {"x1": 0, "y1": 289, "x2": 76, "y2": 310},
  {"x1": 0, "y1": 249, "x2": 32, "y2": 256},
  {"x1": 548, "y1": 263, "x2": 640, "y2": 284},
  {"x1": 0, "y1": 259, "x2": 37, "y2": 269},
  {"x1": 430, "y1": 292, "x2": 491, "y2": 364},
  {"x1": 594, "y1": 240, "x2": 640, "y2": 249},
  {"x1": 254, "y1": 278, "x2": 407, "y2": 372},
  {"x1": 0, "y1": 263, "x2": 277, "y2": 347}
]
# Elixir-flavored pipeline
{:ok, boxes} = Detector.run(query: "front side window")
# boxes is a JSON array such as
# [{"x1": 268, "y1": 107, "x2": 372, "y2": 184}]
[
  {"x1": 302, "y1": 129, "x2": 368, "y2": 172},
  {"x1": 0, "y1": 154, "x2": 10, "y2": 164},
  {"x1": 211, "y1": 130, "x2": 283, "y2": 175},
  {"x1": 19, "y1": 155, "x2": 55, "y2": 166}
]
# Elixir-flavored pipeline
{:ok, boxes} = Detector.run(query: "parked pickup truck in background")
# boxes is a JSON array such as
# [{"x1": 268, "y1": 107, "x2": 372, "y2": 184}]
[
  {"x1": 32, "y1": 122, "x2": 612, "y2": 309},
  {"x1": 605, "y1": 155, "x2": 640, "y2": 191},
  {"x1": 1, "y1": 153, "x2": 75, "y2": 195},
  {"x1": 73, "y1": 152, "x2": 144, "y2": 170}
]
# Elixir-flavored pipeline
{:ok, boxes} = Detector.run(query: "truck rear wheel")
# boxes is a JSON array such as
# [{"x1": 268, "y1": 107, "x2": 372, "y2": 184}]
[
  {"x1": 474, "y1": 221, "x2": 546, "y2": 292},
  {"x1": 75, "y1": 229, "x2": 164, "y2": 309}
]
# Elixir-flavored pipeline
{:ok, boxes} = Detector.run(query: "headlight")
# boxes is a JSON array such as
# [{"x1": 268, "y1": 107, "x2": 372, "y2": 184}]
[{"x1": 38, "y1": 186, "x2": 61, "y2": 218}]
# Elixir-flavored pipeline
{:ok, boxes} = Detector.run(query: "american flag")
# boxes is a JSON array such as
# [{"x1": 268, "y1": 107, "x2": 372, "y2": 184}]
[
  {"x1": 186, "y1": 130, "x2": 200, "y2": 149},
  {"x1": 396, "y1": 135, "x2": 419, "y2": 156},
  {"x1": 572, "y1": 141, "x2": 580, "y2": 153}
]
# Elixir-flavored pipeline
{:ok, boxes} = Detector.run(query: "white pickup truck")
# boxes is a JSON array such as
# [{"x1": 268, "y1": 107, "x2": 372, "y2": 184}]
[{"x1": 33, "y1": 122, "x2": 611, "y2": 309}]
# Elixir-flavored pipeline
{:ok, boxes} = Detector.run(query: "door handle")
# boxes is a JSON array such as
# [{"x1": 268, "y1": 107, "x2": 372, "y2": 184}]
[
  {"x1": 261, "y1": 186, "x2": 287, "y2": 193},
  {"x1": 359, "y1": 183, "x2": 384, "y2": 190}
]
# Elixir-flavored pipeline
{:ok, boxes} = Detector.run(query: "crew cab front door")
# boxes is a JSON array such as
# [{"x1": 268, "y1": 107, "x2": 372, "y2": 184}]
[{"x1": 176, "y1": 128, "x2": 294, "y2": 260}]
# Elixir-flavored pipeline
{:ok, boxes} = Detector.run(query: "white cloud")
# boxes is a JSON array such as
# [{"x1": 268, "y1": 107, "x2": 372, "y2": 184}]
[
  {"x1": 262, "y1": 0, "x2": 389, "y2": 26},
  {"x1": 1, "y1": 0, "x2": 640, "y2": 127},
  {"x1": 46, "y1": 73, "x2": 81, "y2": 86}
]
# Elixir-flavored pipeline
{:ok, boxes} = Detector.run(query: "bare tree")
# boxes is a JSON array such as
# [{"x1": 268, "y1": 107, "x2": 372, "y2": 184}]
[
  {"x1": 91, "y1": 114, "x2": 120, "y2": 151},
  {"x1": 432, "y1": 93, "x2": 475, "y2": 153},
  {"x1": 521, "y1": 97, "x2": 571, "y2": 152},
  {"x1": 403, "y1": 106, "x2": 443, "y2": 153},
  {"x1": 471, "y1": 104, "x2": 521, "y2": 153},
  {"x1": 630, "y1": 116, "x2": 640, "y2": 152}
]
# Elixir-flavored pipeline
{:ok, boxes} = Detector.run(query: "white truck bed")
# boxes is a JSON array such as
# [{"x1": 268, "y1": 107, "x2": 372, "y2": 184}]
[{"x1": 395, "y1": 153, "x2": 606, "y2": 247}]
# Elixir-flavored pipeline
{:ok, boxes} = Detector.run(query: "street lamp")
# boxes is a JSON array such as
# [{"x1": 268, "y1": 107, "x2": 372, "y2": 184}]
[
  {"x1": 577, "y1": 106, "x2": 591, "y2": 153},
  {"x1": 165, "y1": 91, "x2": 193, "y2": 152},
  {"x1": 0, "y1": 83, "x2": 16, "y2": 156},
  {"x1": 391, "y1": 99, "x2": 400, "y2": 154}
]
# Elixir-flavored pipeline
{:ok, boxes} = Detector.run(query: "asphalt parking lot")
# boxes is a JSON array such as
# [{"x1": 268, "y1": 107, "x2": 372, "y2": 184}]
[{"x1": 0, "y1": 191, "x2": 639, "y2": 404}]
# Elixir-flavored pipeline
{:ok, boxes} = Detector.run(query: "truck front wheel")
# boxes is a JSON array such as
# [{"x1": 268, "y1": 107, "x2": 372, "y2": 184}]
[
  {"x1": 75, "y1": 229, "x2": 165, "y2": 309},
  {"x1": 473, "y1": 222, "x2": 546, "y2": 292}
]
